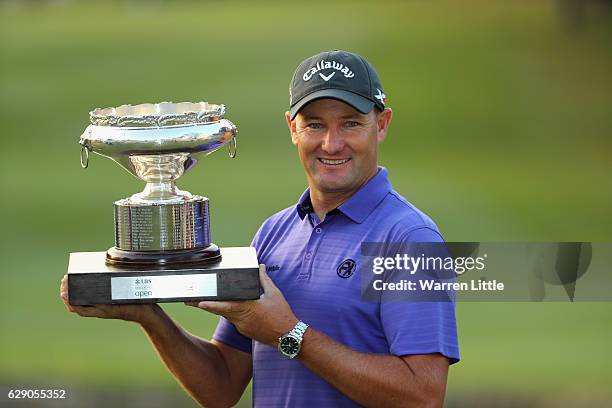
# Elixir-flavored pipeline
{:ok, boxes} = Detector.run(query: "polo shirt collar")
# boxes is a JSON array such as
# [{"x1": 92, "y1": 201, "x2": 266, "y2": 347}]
[{"x1": 295, "y1": 167, "x2": 392, "y2": 224}]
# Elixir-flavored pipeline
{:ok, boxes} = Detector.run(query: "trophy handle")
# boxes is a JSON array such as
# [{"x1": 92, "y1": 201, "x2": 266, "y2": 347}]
[
  {"x1": 80, "y1": 145, "x2": 90, "y2": 169},
  {"x1": 228, "y1": 133, "x2": 237, "y2": 158}
]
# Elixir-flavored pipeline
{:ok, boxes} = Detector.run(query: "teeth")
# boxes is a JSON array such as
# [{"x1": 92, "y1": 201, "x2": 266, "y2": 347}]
[{"x1": 320, "y1": 158, "x2": 349, "y2": 165}]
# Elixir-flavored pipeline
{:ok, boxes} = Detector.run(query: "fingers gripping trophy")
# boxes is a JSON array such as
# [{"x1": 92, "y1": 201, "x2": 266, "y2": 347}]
[{"x1": 67, "y1": 102, "x2": 260, "y2": 305}]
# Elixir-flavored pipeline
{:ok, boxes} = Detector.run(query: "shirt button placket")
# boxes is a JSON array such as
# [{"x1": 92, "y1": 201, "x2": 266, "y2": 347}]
[{"x1": 298, "y1": 225, "x2": 323, "y2": 280}]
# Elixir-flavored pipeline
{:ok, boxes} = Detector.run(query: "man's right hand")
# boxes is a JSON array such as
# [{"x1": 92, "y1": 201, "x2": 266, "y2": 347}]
[{"x1": 59, "y1": 275, "x2": 159, "y2": 324}]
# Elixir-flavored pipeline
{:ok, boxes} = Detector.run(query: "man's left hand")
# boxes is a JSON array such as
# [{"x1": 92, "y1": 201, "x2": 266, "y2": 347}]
[{"x1": 187, "y1": 265, "x2": 297, "y2": 347}]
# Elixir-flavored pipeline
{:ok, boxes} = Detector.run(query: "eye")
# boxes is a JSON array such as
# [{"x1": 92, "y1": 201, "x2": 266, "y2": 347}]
[
  {"x1": 345, "y1": 121, "x2": 360, "y2": 128},
  {"x1": 307, "y1": 122, "x2": 323, "y2": 129}
]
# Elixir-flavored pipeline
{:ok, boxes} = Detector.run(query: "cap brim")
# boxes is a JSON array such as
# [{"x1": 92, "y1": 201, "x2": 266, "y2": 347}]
[{"x1": 290, "y1": 89, "x2": 374, "y2": 120}]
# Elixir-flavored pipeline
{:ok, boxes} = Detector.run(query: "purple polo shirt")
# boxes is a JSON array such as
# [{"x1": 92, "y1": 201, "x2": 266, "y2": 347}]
[{"x1": 213, "y1": 168, "x2": 459, "y2": 407}]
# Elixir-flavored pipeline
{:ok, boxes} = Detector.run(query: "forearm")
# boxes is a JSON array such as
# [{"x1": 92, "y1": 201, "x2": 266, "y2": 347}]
[
  {"x1": 138, "y1": 306, "x2": 238, "y2": 408},
  {"x1": 297, "y1": 328, "x2": 446, "y2": 408}
]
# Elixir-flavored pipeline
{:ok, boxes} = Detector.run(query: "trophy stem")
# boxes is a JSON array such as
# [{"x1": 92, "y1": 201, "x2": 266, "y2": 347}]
[
  {"x1": 135, "y1": 180, "x2": 190, "y2": 203},
  {"x1": 128, "y1": 153, "x2": 192, "y2": 203}
]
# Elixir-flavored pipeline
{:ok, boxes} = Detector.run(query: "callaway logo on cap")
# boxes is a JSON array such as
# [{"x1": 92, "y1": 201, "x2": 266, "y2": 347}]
[{"x1": 289, "y1": 50, "x2": 387, "y2": 119}]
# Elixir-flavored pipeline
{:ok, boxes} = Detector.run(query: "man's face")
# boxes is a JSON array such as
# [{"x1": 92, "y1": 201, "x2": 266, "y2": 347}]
[{"x1": 286, "y1": 99, "x2": 392, "y2": 195}]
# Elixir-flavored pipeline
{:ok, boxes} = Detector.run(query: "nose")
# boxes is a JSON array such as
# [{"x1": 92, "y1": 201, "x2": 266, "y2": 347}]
[{"x1": 321, "y1": 127, "x2": 344, "y2": 154}]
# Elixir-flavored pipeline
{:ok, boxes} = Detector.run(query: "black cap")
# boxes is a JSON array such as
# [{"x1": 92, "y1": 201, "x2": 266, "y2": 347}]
[{"x1": 289, "y1": 50, "x2": 387, "y2": 120}]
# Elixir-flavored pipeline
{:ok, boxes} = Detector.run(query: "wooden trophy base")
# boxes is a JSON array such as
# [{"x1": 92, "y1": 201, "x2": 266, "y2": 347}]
[{"x1": 67, "y1": 247, "x2": 260, "y2": 305}]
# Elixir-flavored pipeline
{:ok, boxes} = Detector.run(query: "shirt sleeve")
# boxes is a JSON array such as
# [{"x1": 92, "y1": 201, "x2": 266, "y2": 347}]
[
  {"x1": 212, "y1": 228, "x2": 266, "y2": 354},
  {"x1": 212, "y1": 317, "x2": 252, "y2": 354},
  {"x1": 380, "y1": 227, "x2": 460, "y2": 364}
]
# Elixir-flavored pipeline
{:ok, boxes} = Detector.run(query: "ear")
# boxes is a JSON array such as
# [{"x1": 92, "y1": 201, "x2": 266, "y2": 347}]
[
  {"x1": 285, "y1": 111, "x2": 299, "y2": 145},
  {"x1": 376, "y1": 108, "x2": 393, "y2": 143}
]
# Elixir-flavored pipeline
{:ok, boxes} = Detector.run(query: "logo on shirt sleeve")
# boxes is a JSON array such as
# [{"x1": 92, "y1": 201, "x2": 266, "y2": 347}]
[{"x1": 336, "y1": 259, "x2": 356, "y2": 279}]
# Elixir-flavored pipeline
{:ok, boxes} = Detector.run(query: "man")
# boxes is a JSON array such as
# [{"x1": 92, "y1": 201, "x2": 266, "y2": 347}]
[{"x1": 60, "y1": 50, "x2": 459, "y2": 408}]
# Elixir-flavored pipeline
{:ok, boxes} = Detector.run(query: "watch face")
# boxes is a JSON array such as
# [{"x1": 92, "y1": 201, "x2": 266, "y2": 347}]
[{"x1": 280, "y1": 336, "x2": 300, "y2": 356}]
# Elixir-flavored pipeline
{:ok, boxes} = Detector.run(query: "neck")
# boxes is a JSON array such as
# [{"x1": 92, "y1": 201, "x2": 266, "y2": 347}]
[
  {"x1": 309, "y1": 168, "x2": 379, "y2": 221},
  {"x1": 310, "y1": 189, "x2": 353, "y2": 221}
]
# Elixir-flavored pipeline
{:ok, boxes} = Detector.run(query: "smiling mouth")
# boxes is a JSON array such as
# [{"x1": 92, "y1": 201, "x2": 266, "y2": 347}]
[{"x1": 318, "y1": 158, "x2": 350, "y2": 166}]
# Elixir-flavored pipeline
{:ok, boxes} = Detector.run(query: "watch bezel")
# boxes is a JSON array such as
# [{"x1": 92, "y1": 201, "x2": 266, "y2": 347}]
[{"x1": 279, "y1": 334, "x2": 301, "y2": 358}]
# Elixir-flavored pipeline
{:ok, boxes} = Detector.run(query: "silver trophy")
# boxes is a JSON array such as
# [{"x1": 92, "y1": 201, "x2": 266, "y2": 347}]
[{"x1": 67, "y1": 102, "x2": 260, "y2": 305}]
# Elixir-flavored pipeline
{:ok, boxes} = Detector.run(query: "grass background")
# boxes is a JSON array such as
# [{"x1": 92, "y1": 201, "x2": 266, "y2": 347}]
[{"x1": 1, "y1": 0, "x2": 611, "y2": 406}]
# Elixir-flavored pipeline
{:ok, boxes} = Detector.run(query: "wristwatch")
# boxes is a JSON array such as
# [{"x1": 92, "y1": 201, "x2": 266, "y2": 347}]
[{"x1": 278, "y1": 321, "x2": 309, "y2": 359}]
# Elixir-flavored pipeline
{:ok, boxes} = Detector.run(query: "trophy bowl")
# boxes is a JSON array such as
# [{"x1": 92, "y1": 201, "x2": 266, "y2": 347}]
[{"x1": 79, "y1": 102, "x2": 237, "y2": 267}]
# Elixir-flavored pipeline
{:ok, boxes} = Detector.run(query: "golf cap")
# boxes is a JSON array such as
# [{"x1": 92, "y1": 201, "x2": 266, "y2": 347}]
[{"x1": 289, "y1": 50, "x2": 387, "y2": 120}]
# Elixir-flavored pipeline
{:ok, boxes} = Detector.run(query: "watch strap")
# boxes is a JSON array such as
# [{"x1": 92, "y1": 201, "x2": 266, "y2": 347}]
[{"x1": 290, "y1": 321, "x2": 309, "y2": 340}]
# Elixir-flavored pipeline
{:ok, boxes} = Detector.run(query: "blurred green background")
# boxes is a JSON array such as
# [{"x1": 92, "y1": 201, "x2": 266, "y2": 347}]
[{"x1": 1, "y1": 0, "x2": 611, "y2": 406}]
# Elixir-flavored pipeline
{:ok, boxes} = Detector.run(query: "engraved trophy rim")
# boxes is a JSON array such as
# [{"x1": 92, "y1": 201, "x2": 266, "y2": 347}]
[{"x1": 89, "y1": 101, "x2": 226, "y2": 128}]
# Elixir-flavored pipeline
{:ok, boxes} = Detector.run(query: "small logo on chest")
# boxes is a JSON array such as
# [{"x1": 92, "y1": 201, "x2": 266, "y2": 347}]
[
  {"x1": 266, "y1": 264, "x2": 280, "y2": 273},
  {"x1": 336, "y1": 259, "x2": 356, "y2": 279}
]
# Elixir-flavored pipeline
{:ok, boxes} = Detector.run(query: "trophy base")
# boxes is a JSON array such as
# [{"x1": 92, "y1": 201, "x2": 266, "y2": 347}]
[
  {"x1": 106, "y1": 244, "x2": 221, "y2": 267},
  {"x1": 67, "y1": 247, "x2": 260, "y2": 305}
]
